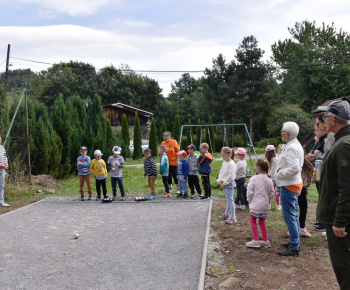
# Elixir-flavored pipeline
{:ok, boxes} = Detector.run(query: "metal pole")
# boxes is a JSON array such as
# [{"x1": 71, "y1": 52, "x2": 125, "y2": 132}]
[
  {"x1": 4, "y1": 44, "x2": 10, "y2": 96},
  {"x1": 25, "y1": 88, "x2": 31, "y2": 182},
  {"x1": 179, "y1": 125, "x2": 184, "y2": 147}
]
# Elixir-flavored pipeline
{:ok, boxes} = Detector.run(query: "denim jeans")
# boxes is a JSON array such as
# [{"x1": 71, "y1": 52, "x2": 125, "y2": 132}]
[
  {"x1": 111, "y1": 177, "x2": 125, "y2": 198},
  {"x1": 280, "y1": 186, "x2": 300, "y2": 250},
  {"x1": 178, "y1": 179, "x2": 188, "y2": 194},
  {"x1": 224, "y1": 182, "x2": 235, "y2": 217},
  {"x1": 0, "y1": 170, "x2": 5, "y2": 203},
  {"x1": 234, "y1": 177, "x2": 246, "y2": 205}
]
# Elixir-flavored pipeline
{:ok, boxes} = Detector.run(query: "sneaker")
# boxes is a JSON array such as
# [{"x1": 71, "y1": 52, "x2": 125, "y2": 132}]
[
  {"x1": 81, "y1": 195, "x2": 85, "y2": 201},
  {"x1": 183, "y1": 194, "x2": 189, "y2": 199},
  {"x1": 260, "y1": 241, "x2": 271, "y2": 248},
  {"x1": 88, "y1": 195, "x2": 92, "y2": 201},
  {"x1": 176, "y1": 193, "x2": 184, "y2": 199},
  {"x1": 322, "y1": 232, "x2": 327, "y2": 240},
  {"x1": 278, "y1": 247, "x2": 299, "y2": 256},
  {"x1": 240, "y1": 205, "x2": 246, "y2": 209},
  {"x1": 225, "y1": 217, "x2": 237, "y2": 224},
  {"x1": 246, "y1": 240, "x2": 261, "y2": 248},
  {"x1": 190, "y1": 194, "x2": 195, "y2": 198},
  {"x1": 198, "y1": 194, "x2": 203, "y2": 198},
  {"x1": 314, "y1": 224, "x2": 326, "y2": 231},
  {"x1": 96, "y1": 196, "x2": 101, "y2": 201},
  {"x1": 169, "y1": 188, "x2": 174, "y2": 192},
  {"x1": 300, "y1": 228, "x2": 311, "y2": 237},
  {"x1": 111, "y1": 197, "x2": 116, "y2": 201},
  {"x1": 0, "y1": 202, "x2": 10, "y2": 207},
  {"x1": 200, "y1": 196, "x2": 208, "y2": 200},
  {"x1": 276, "y1": 205, "x2": 282, "y2": 210},
  {"x1": 148, "y1": 194, "x2": 156, "y2": 200},
  {"x1": 162, "y1": 193, "x2": 170, "y2": 198},
  {"x1": 176, "y1": 189, "x2": 181, "y2": 194},
  {"x1": 120, "y1": 197, "x2": 125, "y2": 201},
  {"x1": 220, "y1": 213, "x2": 229, "y2": 220}
]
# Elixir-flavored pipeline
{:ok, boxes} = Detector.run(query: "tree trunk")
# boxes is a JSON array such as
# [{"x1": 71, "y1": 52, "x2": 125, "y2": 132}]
[{"x1": 249, "y1": 110, "x2": 254, "y2": 142}]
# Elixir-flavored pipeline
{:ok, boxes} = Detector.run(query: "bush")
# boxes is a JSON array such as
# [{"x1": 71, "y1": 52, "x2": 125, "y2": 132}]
[
  {"x1": 256, "y1": 136, "x2": 283, "y2": 148},
  {"x1": 132, "y1": 112, "x2": 143, "y2": 159}
]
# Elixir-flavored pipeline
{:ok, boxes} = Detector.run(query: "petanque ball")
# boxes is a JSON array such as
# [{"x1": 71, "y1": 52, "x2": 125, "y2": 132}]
[{"x1": 74, "y1": 233, "x2": 80, "y2": 239}]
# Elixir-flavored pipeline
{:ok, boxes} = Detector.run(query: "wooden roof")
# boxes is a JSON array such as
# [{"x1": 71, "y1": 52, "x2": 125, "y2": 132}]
[
  {"x1": 103, "y1": 103, "x2": 153, "y2": 118},
  {"x1": 312, "y1": 97, "x2": 350, "y2": 114}
]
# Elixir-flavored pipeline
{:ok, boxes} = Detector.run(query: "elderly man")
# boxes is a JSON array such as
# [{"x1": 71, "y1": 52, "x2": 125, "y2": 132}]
[
  {"x1": 275, "y1": 122, "x2": 304, "y2": 256},
  {"x1": 317, "y1": 100, "x2": 350, "y2": 290}
]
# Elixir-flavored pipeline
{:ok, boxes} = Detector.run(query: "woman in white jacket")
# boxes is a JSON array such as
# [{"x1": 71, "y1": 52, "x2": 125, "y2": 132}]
[{"x1": 218, "y1": 147, "x2": 237, "y2": 224}]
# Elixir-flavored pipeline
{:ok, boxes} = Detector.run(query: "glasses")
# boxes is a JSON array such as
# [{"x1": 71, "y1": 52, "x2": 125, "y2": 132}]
[
  {"x1": 280, "y1": 130, "x2": 287, "y2": 134},
  {"x1": 322, "y1": 115, "x2": 333, "y2": 120}
]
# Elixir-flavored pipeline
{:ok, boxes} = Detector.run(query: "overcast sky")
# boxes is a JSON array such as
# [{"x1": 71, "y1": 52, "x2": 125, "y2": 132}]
[{"x1": 1, "y1": 0, "x2": 350, "y2": 96}]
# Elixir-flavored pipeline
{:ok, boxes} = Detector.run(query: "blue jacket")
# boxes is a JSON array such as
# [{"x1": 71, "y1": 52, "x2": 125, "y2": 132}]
[
  {"x1": 178, "y1": 159, "x2": 189, "y2": 180},
  {"x1": 198, "y1": 152, "x2": 213, "y2": 175},
  {"x1": 77, "y1": 155, "x2": 91, "y2": 175},
  {"x1": 160, "y1": 154, "x2": 169, "y2": 176}
]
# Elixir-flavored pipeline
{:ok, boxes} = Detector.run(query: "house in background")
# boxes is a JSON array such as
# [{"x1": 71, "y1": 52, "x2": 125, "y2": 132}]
[{"x1": 103, "y1": 103, "x2": 153, "y2": 139}]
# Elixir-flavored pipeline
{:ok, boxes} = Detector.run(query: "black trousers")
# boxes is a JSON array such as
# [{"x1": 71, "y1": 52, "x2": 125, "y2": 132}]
[
  {"x1": 298, "y1": 186, "x2": 308, "y2": 228},
  {"x1": 162, "y1": 175, "x2": 169, "y2": 193},
  {"x1": 168, "y1": 166, "x2": 178, "y2": 186},
  {"x1": 188, "y1": 175, "x2": 202, "y2": 195},
  {"x1": 95, "y1": 178, "x2": 107, "y2": 198},
  {"x1": 201, "y1": 175, "x2": 211, "y2": 197}
]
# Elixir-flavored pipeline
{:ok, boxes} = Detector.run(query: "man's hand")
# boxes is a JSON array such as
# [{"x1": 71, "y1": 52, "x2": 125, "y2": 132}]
[
  {"x1": 306, "y1": 153, "x2": 314, "y2": 162},
  {"x1": 332, "y1": 226, "x2": 347, "y2": 238}
]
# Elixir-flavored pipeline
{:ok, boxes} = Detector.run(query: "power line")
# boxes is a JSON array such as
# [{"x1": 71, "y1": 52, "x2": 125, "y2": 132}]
[
  {"x1": 0, "y1": 59, "x2": 5, "y2": 66},
  {"x1": 11, "y1": 57, "x2": 53, "y2": 65}
]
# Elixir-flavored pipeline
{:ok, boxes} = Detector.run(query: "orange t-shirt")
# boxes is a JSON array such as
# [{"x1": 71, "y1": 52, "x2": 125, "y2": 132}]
[
  {"x1": 161, "y1": 139, "x2": 180, "y2": 166},
  {"x1": 285, "y1": 183, "x2": 303, "y2": 194}
]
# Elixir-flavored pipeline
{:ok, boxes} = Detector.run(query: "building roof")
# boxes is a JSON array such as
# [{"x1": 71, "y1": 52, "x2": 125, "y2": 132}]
[
  {"x1": 104, "y1": 103, "x2": 153, "y2": 118},
  {"x1": 312, "y1": 97, "x2": 350, "y2": 114}
]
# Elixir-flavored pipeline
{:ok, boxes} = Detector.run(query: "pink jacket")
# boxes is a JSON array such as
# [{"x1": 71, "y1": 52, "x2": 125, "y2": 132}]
[{"x1": 247, "y1": 174, "x2": 275, "y2": 214}]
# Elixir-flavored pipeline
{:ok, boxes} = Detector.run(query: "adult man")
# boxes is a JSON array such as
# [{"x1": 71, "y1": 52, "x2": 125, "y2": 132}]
[{"x1": 317, "y1": 100, "x2": 350, "y2": 290}]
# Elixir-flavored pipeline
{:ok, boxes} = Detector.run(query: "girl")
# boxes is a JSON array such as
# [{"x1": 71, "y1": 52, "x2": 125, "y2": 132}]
[
  {"x1": 265, "y1": 145, "x2": 281, "y2": 210},
  {"x1": 246, "y1": 159, "x2": 275, "y2": 248},
  {"x1": 218, "y1": 147, "x2": 237, "y2": 224},
  {"x1": 234, "y1": 147, "x2": 247, "y2": 209}
]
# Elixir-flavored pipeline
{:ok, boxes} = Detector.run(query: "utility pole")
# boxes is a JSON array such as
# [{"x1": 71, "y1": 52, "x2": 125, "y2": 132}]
[{"x1": 4, "y1": 44, "x2": 10, "y2": 96}]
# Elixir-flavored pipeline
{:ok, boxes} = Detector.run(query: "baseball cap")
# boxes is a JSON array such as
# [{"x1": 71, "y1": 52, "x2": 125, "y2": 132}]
[
  {"x1": 265, "y1": 145, "x2": 275, "y2": 152},
  {"x1": 112, "y1": 146, "x2": 121, "y2": 154},
  {"x1": 318, "y1": 100, "x2": 350, "y2": 120},
  {"x1": 176, "y1": 150, "x2": 188, "y2": 157},
  {"x1": 236, "y1": 147, "x2": 247, "y2": 155},
  {"x1": 94, "y1": 150, "x2": 103, "y2": 156},
  {"x1": 80, "y1": 146, "x2": 87, "y2": 151},
  {"x1": 187, "y1": 144, "x2": 196, "y2": 150}
]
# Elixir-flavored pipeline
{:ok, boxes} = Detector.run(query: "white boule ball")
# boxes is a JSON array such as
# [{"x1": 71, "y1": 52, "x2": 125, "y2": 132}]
[{"x1": 74, "y1": 233, "x2": 80, "y2": 239}]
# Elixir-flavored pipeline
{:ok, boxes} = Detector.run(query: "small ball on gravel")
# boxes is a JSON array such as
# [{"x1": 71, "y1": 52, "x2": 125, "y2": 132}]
[{"x1": 74, "y1": 233, "x2": 80, "y2": 239}]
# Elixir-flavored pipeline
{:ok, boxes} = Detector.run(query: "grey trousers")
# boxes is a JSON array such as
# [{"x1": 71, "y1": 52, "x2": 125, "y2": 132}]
[{"x1": 0, "y1": 170, "x2": 5, "y2": 203}]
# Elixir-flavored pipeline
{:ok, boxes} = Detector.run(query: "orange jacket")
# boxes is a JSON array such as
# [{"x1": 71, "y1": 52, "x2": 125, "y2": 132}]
[{"x1": 161, "y1": 139, "x2": 180, "y2": 166}]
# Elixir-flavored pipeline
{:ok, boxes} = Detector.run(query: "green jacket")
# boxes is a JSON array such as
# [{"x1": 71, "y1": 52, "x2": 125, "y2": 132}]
[{"x1": 317, "y1": 125, "x2": 350, "y2": 227}]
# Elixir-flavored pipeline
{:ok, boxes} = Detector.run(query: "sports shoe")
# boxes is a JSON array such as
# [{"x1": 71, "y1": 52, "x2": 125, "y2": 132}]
[
  {"x1": 169, "y1": 188, "x2": 174, "y2": 192},
  {"x1": 162, "y1": 193, "x2": 171, "y2": 198},
  {"x1": 176, "y1": 189, "x2": 181, "y2": 194},
  {"x1": 183, "y1": 194, "x2": 189, "y2": 199},
  {"x1": 225, "y1": 217, "x2": 237, "y2": 224},
  {"x1": 322, "y1": 232, "x2": 327, "y2": 240},
  {"x1": 246, "y1": 240, "x2": 261, "y2": 248},
  {"x1": 200, "y1": 196, "x2": 208, "y2": 200},
  {"x1": 148, "y1": 194, "x2": 156, "y2": 200},
  {"x1": 276, "y1": 205, "x2": 282, "y2": 210},
  {"x1": 88, "y1": 195, "x2": 92, "y2": 201},
  {"x1": 120, "y1": 197, "x2": 125, "y2": 201},
  {"x1": 176, "y1": 193, "x2": 184, "y2": 198},
  {"x1": 260, "y1": 241, "x2": 271, "y2": 248},
  {"x1": 220, "y1": 213, "x2": 229, "y2": 220},
  {"x1": 81, "y1": 195, "x2": 85, "y2": 201},
  {"x1": 190, "y1": 194, "x2": 195, "y2": 198},
  {"x1": 278, "y1": 247, "x2": 299, "y2": 256},
  {"x1": 0, "y1": 202, "x2": 10, "y2": 207},
  {"x1": 240, "y1": 205, "x2": 246, "y2": 209},
  {"x1": 111, "y1": 197, "x2": 116, "y2": 201},
  {"x1": 314, "y1": 224, "x2": 326, "y2": 231},
  {"x1": 300, "y1": 228, "x2": 311, "y2": 237},
  {"x1": 96, "y1": 196, "x2": 101, "y2": 201}
]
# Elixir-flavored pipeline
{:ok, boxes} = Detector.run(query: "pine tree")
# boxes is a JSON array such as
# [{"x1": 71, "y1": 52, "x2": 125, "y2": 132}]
[
  {"x1": 207, "y1": 115, "x2": 215, "y2": 152},
  {"x1": 0, "y1": 86, "x2": 8, "y2": 137},
  {"x1": 105, "y1": 119, "x2": 117, "y2": 155},
  {"x1": 186, "y1": 119, "x2": 192, "y2": 145},
  {"x1": 159, "y1": 118, "x2": 167, "y2": 141},
  {"x1": 149, "y1": 118, "x2": 158, "y2": 156},
  {"x1": 196, "y1": 118, "x2": 202, "y2": 149},
  {"x1": 172, "y1": 114, "x2": 181, "y2": 143},
  {"x1": 133, "y1": 112, "x2": 143, "y2": 159},
  {"x1": 121, "y1": 114, "x2": 131, "y2": 158}
]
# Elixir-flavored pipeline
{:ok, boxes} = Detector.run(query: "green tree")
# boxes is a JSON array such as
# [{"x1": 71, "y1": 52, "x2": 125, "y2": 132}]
[
  {"x1": 205, "y1": 116, "x2": 215, "y2": 152},
  {"x1": 196, "y1": 118, "x2": 202, "y2": 149},
  {"x1": 133, "y1": 112, "x2": 143, "y2": 159},
  {"x1": 0, "y1": 86, "x2": 8, "y2": 137},
  {"x1": 160, "y1": 118, "x2": 167, "y2": 141},
  {"x1": 121, "y1": 115, "x2": 131, "y2": 158},
  {"x1": 149, "y1": 118, "x2": 158, "y2": 156},
  {"x1": 172, "y1": 114, "x2": 181, "y2": 143},
  {"x1": 105, "y1": 119, "x2": 118, "y2": 156},
  {"x1": 186, "y1": 119, "x2": 193, "y2": 145}
]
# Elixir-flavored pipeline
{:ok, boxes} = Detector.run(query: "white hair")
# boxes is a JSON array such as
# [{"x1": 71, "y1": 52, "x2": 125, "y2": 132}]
[
  {"x1": 163, "y1": 131, "x2": 171, "y2": 138},
  {"x1": 328, "y1": 112, "x2": 350, "y2": 125},
  {"x1": 282, "y1": 122, "x2": 299, "y2": 139}
]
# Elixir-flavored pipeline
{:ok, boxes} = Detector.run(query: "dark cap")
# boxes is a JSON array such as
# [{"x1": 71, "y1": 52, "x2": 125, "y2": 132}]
[
  {"x1": 187, "y1": 144, "x2": 196, "y2": 150},
  {"x1": 318, "y1": 100, "x2": 350, "y2": 120}
]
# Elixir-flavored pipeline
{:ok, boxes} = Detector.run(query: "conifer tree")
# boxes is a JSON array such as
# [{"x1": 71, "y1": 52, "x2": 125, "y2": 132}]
[
  {"x1": 105, "y1": 119, "x2": 117, "y2": 155},
  {"x1": 186, "y1": 119, "x2": 192, "y2": 145},
  {"x1": 132, "y1": 112, "x2": 143, "y2": 159},
  {"x1": 172, "y1": 114, "x2": 181, "y2": 143},
  {"x1": 205, "y1": 115, "x2": 215, "y2": 153},
  {"x1": 160, "y1": 118, "x2": 167, "y2": 141},
  {"x1": 196, "y1": 118, "x2": 202, "y2": 149},
  {"x1": 149, "y1": 118, "x2": 158, "y2": 157},
  {"x1": 0, "y1": 86, "x2": 8, "y2": 137},
  {"x1": 121, "y1": 114, "x2": 131, "y2": 158}
]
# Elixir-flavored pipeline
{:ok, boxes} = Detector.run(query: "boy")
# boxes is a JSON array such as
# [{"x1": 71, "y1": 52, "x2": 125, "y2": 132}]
[
  {"x1": 107, "y1": 146, "x2": 125, "y2": 201},
  {"x1": 143, "y1": 148, "x2": 158, "y2": 200},
  {"x1": 187, "y1": 144, "x2": 202, "y2": 198},
  {"x1": 176, "y1": 150, "x2": 189, "y2": 199},
  {"x1": 159, "y1": 145, "x2": 170, "y2": 198},
  {"x1": 77, "y1": 146, "x2": 92, "y2": 201},
  {"x1": 198, "y1": 143, "x2": 213, "y2": 200},
  {"x1": 89, "y1": 149, "x2": 108, "y2": 200},
  {"x1": 0, "y1": 135, "x2": 9, "y2": 207}
]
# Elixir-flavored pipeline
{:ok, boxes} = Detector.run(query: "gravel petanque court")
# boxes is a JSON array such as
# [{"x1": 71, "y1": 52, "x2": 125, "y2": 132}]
[{"x1": 0, "y1": 199, "x2": 211, "y2": 290}]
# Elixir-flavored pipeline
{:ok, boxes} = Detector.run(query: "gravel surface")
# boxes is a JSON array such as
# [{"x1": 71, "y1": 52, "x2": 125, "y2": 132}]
[{"x1": 0, "y1": 199, "x2": 211, "y2": 290}]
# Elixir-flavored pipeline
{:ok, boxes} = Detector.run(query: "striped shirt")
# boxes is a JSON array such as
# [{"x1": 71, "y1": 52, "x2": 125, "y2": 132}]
[
  {"x1": 144, "y1": 156, "x2": 158, "y2": 177},
  {"x1": 0, "y1": 146, "x2": 6, "y2": 171}
]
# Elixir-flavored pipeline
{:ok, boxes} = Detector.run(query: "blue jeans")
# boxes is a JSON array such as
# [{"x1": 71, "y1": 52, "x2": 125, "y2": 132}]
[
  {"x1": 178, "y1": 179, "x2": 188, "y2": 194},
  {"x1": 111, "y1": 177, "x2": 125, "y2": 198},
  {"x1": 0, "y1": 170, "x2": 5, "y2": 203},
  {"x1": 234, "y1": 177, "x2": 247, "y2": 205},
  {"x1": 280, "y1": 186, "x2": 300, "y2": 250},
  {"x1": 224, "y1": 182, "x2": 235, "y2": 217}
]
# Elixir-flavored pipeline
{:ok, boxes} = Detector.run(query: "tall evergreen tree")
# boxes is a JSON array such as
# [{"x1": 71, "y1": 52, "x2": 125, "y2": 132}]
[
  {"x1": 0, "y1": 86, "x2": 8, "y2": 137},
  {"x1": 121, "y1": 114, "x2": 131, "y2": 158},
  {"x1": 149, "y1": 118, "x2": 158, "y2": 157},
  {"x1": 105, "y1": 119, "x2": 118, "y2": 155},
  {"x1": 172, "y1": 114, "x2": 181, "y2": 143},
  {"x1": 207, "y1": 116, "x2": 215, "y2": 152},
  {"x1": 186, "y1": 119, "x2": 193, "y2": 145},
  {"x1": 196, "y1": 118, "x2": 202, "y2": 149},
  {"x1": 132, "y1": 112, "x2": 143, "y2": 159},
  {"x1": 160, "y1": 118, "x2": 167, "y2": 141}
]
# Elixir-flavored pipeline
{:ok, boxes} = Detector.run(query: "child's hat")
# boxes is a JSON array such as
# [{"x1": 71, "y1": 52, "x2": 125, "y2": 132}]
[
  {"x1": 112, "y1": 146, "x2": 121, "y2": 154},
  {"x1": 236, "y1": 147, "x2": 246, "y2": 155},
  {"x1": 80, "y1": 146, "x2": 87, "y2": 151},
  {"x1": 94, "y1": 150, "x2": 103, "y2": 156},
  {"x1": 265, "y1": 145, "x2": 275, "y2": 152},
  {"x1": 176, "y1": 150, "x2": 188, "y2": 157},
  {"x1": 187, "y1": 144, "x2": 196, "y2": 150}
]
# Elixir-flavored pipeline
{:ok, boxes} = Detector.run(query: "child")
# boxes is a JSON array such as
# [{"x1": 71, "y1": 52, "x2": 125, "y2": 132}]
[
  {"x1": 218, "y1": 147, "x2": 237, "y2": 224},
  {"x1": 265, "y1": 145, "x2": 281, "y2": 210},
  {"x1": 89, "y1": 149, "x2": 108, "y2": 200},
  {"x1": 198, "y1": 143, "x2": 213, "y2": 200},
  {"x1": 77, "y1": 146, "x2": 92, "y2": 201},
  {"x1": 176, "y1": 150, "x2": 189, "y2": 199},
  {"x1": 234, "y1": 147, "x2": 248, "y2": 209},
  {"x1": 159, "y1": 145, "x2": 170, "y2": 198},
  {"x1": 0, "y1": 134, "x2": 9, "y2": 207},
  {"x1": 187, "y1": 144, "x2": 202, "y2": 198},
  {"x1": 143, "y1": 148, "x2": 158, "y2": 200},
  {"x1": 246, "y1": 159, "x2": 275, "y2": 248},
  {"x1": 107, "y1": 146, "x2": 125, "y2": 201}
]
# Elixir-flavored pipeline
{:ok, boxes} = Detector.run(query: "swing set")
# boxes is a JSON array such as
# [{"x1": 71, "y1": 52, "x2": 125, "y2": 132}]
[{"x1": 178, "y1": 124, "x2": 257, "y2": 165}]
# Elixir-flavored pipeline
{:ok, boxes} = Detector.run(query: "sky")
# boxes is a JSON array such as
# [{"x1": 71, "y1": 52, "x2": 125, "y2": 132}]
[{"x1": 1, "y1": 0, "x2": 350, "y2": 96}]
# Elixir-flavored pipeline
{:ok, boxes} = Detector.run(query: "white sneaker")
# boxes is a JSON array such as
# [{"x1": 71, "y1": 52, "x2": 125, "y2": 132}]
[
  {"x1": 240, "y1": 205, "x2": 246, "y2": 209},
  {"x1": 322, "y1": 232, "x2": 327, "y2": 240},
  {"x1": 260, "y1": 240, "x2": 271, "y2": 248},
  {"x1": 300, "y1": 228, "x2": 312, "y2": 237},
  {"x1": 176, "y1": 189, "x2": 180, "y2": 194},
  {"x1": 246, "y1": 240, "x2": 261, "y2": 248},
  {"x1": 169, "y1": 188, "x2": 174, "y2": 192},
  {"x1": 276, "y1": 205, "x2": 282, "y2": 210},
  {"x1": 0, "y1": 202, "x2": 10, "y2": 207}
]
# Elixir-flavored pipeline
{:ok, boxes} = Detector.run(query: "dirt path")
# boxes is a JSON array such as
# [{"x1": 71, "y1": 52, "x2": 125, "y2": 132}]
[{"x1": 205, "y1": 199, "x2": 339, "y2": 289}]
